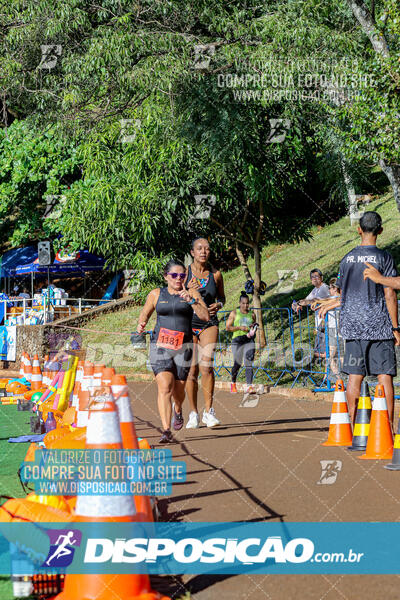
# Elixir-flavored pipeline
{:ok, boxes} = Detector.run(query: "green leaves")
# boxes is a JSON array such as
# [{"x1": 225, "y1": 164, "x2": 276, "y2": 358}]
[
  {"x1": 0, "y1": 120, "x2": 80, "y2": 249},
  {"x1": 0, "y1": 0, "x2": 398, "y2": 277}
]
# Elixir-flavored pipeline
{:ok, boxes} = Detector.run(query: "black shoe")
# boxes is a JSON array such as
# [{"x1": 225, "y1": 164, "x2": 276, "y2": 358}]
[
  {"x1": 172, "y1": 403, "x2": 184, "y2": 430},
  {"x1": 159, "y1": 429, "x2": 173, "y2": 444}
]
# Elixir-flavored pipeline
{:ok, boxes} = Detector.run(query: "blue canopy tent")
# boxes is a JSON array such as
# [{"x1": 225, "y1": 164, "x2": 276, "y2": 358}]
[
  {"x1": 12, "y1": 249, "x2": 108, "y2": 300},
  {"x1": 0, "y1": 247, "x2": 116, "y2": 324},
  {"x1": 0, "y1": 246, "x2": 38, "y2": 291},
  {"x1": 13, "y1": 249, "x2": 106, "y2": 276}
]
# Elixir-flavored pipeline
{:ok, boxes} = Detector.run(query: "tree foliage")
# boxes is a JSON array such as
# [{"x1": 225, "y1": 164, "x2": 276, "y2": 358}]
[
  {"x1": 0, "y1": 120, "x2": 80, "y2": 249},
  {"x1": 0, "y1": 0, "x2": 398, "y2": 279}
]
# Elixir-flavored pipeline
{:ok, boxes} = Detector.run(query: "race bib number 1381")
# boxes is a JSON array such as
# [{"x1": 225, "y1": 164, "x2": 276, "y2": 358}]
[{"x1": 156, "y1": 328, "x2": 184, "y2": 350}]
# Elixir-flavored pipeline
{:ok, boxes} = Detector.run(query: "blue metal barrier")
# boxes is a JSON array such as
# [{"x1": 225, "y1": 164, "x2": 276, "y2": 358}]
[{"x1": 214, "y1": 306, "x2": 344, "y2": 392}]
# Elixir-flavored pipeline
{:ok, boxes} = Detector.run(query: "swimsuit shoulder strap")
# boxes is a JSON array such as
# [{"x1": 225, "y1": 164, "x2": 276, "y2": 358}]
[
  {"x1": 185, "y1": 265, "x2": 193, "y2": 287},
  {"x1": 158, "y1": 287, "x2": 168, "y2": 300}
]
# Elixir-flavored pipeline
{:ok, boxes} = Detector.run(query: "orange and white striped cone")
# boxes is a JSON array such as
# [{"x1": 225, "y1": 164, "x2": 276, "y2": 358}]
[
  {"x1": 111, "y1": 375, "x2": 139, "y2": 451},
  {"x1": 42, "y1": 355, "x2": 49, "y2": 387},
  {"x1": 76, "y1": 389, "x2": 90, "y2": 428},
  {"x1": 19, "y1": 353, "x2": 25, "y2": 378},
  {"x1": 92, "y1": 363, "x2": 105, "y2": 390},
  {"x1": 31, "y1": 354, "x2": 43, "y2": 391},
  {"x1": 322, "y1": 380, "x2": 352, "y2": 446},
  {"x1": 360, "y1": 384, "x2": 393, "y2": 460},
  {"x1": 111, "y1": 375, "x2": 154, "y2": 522},
  {"x1": 81, "y1": 362, "x2": 94, "y2": 394},
  {"x1": 101, "y1": 367, "x2": 116, "y2": 387},
  {"x1": 71, "y1": 379, "x2": 81, "y2": 411},
  {"x1": 24, "y1": 354, "x2": 32, "y2": 383},
  {"x1": 54, "y1": 388, "x2": 169, "y2": 600}
]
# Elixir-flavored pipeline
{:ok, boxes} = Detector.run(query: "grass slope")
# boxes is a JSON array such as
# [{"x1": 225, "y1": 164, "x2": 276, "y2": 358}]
[{"x1": 80, "y1": 193, "x2": 399, "y2": 368}]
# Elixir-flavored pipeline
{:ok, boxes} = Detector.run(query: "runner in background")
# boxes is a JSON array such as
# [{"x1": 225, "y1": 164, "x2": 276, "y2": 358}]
[
  {"x1": 185, "y1": 237, "x2": 225, "y2": 428},
  {"x1": 320, "y1": 211, "x2": 400, "y2": 427},
  {"x1": 226, "y1": 291, "x2": 257, "y2": 393},
  {"x1": 137, "y1": 259, "x2": 209, "y2": 443}
]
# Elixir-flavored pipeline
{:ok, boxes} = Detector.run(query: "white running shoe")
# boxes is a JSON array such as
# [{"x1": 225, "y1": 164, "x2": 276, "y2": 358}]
[
  {"x1": 202, "y1": 407, "x2": 220, "y2": 427},
  {"x1": 185, "y1": 411, "x2": 200, "y2": 429},
  {"x1": 244, "y1": 384, "x2": 256, "y2": 394}
]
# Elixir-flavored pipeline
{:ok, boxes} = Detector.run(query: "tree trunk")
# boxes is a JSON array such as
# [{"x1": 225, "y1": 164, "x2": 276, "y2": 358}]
[
  {"x1": 235, "y1": 243, "x2": 252, "y2": 281},
  {"x1": 345, "y1": 0, "x2": 390, "y2": 58},
  {"x1": 345, "y1": 2, "x2": 400, "y2": 207},
  {"x1": 379, "y1": 160, "x2": 400, "y2": 213},
  {"x1": 341, "y1": 158, "x2": 358, "y2": 224}
]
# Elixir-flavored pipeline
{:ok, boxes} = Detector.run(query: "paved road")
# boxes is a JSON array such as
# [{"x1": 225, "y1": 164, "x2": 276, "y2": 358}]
[{"x1": 129, "y1": 381, "x2": 400, "y2": 600}]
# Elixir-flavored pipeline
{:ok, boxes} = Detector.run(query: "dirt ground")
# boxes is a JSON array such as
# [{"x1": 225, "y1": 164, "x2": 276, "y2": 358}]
[{"x1": 128, "y1": 381, "x2": 400, "y2": 600}]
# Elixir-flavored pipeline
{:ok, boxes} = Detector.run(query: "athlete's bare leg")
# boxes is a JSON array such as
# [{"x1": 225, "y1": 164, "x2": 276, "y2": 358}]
[
  {"x1": 155, "y1": 371, "x2": 176, "y2": 430},
  {"x1": 346, "y1": 373, "x2": 364, "y2": 425},
  {"x1": 198, "y1": 326, "x2": 218, "y2": 412},
  {"x1": 186, "y1": 336, "x2": 199, "y2": 413},
  {"x1": 172, "y1": 379, "x2": 186, "y2": 412}
]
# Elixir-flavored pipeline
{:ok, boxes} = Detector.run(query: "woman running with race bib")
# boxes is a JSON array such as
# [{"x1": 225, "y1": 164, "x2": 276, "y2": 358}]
[
  {"x1": 137, "y1": 259, "x2": 209, "y2": 443},
  {"x1": 185, "y1": 237, "x2": 225, "y2": 428}
]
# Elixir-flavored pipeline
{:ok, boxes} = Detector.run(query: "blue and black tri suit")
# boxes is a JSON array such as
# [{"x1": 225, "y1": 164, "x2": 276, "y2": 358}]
[
  {"x1": 185, "y1": 264, "x2": 219, "y2": 336},
  {"x1": 149, "y1": 287, "x2": 194, "y2": 380}
]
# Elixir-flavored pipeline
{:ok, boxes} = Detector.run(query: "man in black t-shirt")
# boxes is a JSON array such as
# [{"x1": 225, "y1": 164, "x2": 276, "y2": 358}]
[{"x1": 320, "y1": 212, "x2": 400, "y2": 427}]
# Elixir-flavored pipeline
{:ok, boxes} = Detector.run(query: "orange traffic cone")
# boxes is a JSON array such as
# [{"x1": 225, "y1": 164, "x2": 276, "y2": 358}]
[
  {"x1": 360, "y1": 384, "x2": 393, "y2": 460},
  {"x1": 71, "y1": 379, "x2": 81, "y2": 412},
  {"x1": 24, "y1": 353, "x2": 32, "y2": 382},
  {"x1": 42, "y1": 355, "x2": 49, "y2": 387},
  {"x1": 111, "y1": 375, "x2": 153, "y2": 522},
  {"x1": 19, "y1": 353, "x2": 25, "y2": 378},
  {"x1": 101, "y1": 367, "x2": 115, "y2": 386},
  {"x1": 76, "y1": 389, "x2": 90, "y2": 428},
  {"x1": 322, "y1": 380, "x2": 352, "y2": 446},
  {"x1": 92, "y1": 363, "x2": 105, "y2": 389},
  {"x1": 31, "y1": 354, "x2": 43, "y2": 391},
  {"x1": 54, "y1": 388, "x2": 170, "y2": 600},
  {"x1": 111, "y1": 375, "x2": 139, "y2": 450},
  {"x1": 81, "y1": 362, "x2": 94, "y2": 393}
]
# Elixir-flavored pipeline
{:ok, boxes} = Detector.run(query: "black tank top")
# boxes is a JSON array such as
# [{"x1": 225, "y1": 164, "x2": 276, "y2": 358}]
[
  {"x1": 185, "y1": 264, "x2": 218, "y2": 328},
  {"x1": 152, "y1": 287, "x2": 193, "y2": 347}
]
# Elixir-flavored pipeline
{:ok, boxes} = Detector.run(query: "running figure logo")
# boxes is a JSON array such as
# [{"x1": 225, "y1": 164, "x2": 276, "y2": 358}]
[
  {"x1": 42, "y1": 529, "x2": 82, "y2": 567},
  {"x1": 317, "y1": 460, "x2": 342, "y2": 485}
]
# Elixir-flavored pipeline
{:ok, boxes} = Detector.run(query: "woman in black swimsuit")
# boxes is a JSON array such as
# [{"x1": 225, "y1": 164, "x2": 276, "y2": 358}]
[
  {"x1": 185, "y1": 238, "x2": 226, "y2": 428},
  {"x1": 137, "y1": 259, "x2": 209, "y2": 443}
]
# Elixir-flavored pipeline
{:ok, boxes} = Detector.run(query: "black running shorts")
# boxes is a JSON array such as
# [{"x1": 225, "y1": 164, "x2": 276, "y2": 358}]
[
  {"x1": 342, "y1": 339, "x2": 397, "y2": 376},
  {"x1": 149, "y1": 343, "x2": 193, "y2": 381}
]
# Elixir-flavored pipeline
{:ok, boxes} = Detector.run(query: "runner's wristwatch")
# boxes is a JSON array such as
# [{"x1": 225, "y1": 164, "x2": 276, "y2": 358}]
[{"x1": 392, "y1": 327, "x2": 400, "y2": 332}]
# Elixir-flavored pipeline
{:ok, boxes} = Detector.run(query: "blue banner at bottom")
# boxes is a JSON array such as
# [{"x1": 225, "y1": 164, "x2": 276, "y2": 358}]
[{"x1": 0, "y1": 522, "x2": 398, "y2": 575}]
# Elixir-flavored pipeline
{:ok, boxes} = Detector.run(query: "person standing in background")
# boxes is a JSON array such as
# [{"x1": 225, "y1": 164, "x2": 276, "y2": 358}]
[
  {"x1": 292, "y1": 269, "x2": 330, "y2": 358},
  {"x1": 326, "y1": 278, "x2": 342, "y2": 381},
  {"x1": 226, "y1": 291, "x2": 257, "y2": 393}
]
